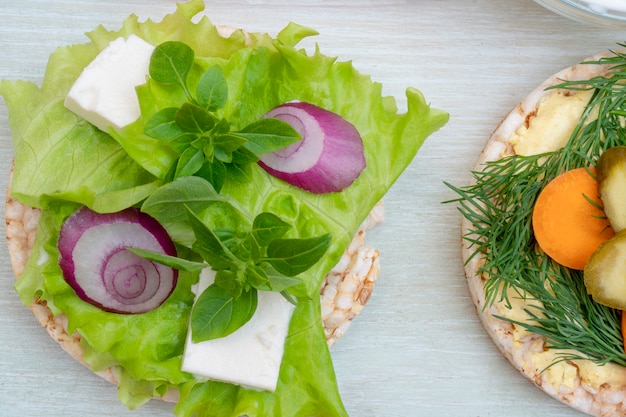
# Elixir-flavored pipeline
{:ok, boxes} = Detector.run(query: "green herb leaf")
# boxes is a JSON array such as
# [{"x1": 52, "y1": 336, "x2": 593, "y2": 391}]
[
  {"x1": 234, "y1": 234, "x2": 257, "y2": 263},
  {"x1": 280, "y1": 290, "x2": 298, "y2": 306},
  {"x1": 176, "y1": 102, "x2": 216, "y2": 133},
  {"x1": 252, "y1": 212, "x2": 291, "y2": 246},
  {"x1": 266, "y1": 233, "x2": 331, "y2": 276},
  {"x1": 214, "y1": 269, "x2": 244, "y2": 297},
  {"x1": 144, "y1": 107, "x2": 186, "y2": 141},
  {"x1": 245, "y1": 265, "x2": 271, "y2": 290},
  {"x1": 208, "y1": 133, "x2": 246, "y2": 164},
  {"x1": 231, "y1": 148, "x2": 259, "y2": 165},
  {"x1": 127, "y1": 247, "x2": 206, "y2": 272},
  {"x1": 213, "y1": 147, "x2": 233, "y2": 163},
  {"x1": 149, "y1": 41, "x2": 194, "y2": 90},
  {"x1": 175, "y1": 147, "x2": 204, "y2": 178},
  {"x1": 187, "y1": 206, "x2": 236, "y2": 270},
  {"x1": 238, "y1": 118, "x2": 301, "y2": 154},
  {"x1": 196, "y1": 159, "x2": 227, "y2": 193},
  {"x1": 213, "y1": 133, "x2": 248, "y2": 153},
  {"x1": 196, "y1": 66, "x2": 228, "y2": 112},
  {"x1": 141, "y1": 176, "x2": 223, "y2": 227},
  {"x1": 145, "y1": 42, "x2": 304, "y2": 184},
  {"x1": 264, "y1": 268, "x2": 304, "y2": 292},
  {"x1": 191, "y1": 284, "x2": 258, "y2": 342}
]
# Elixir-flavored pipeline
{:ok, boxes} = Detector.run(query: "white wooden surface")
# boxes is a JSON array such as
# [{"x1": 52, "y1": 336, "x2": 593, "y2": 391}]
[{"x1": 0, "y1": 1, "x2": 624, "y2": 416}]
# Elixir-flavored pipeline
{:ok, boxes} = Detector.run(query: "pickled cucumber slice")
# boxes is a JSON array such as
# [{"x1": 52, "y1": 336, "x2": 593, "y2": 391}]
[
  {"x1": 584, "y1": 230, "x2": 626, "y2": 310},
  {"x1": 597, "y1": 146, "x2": 626, "y2": 232}
]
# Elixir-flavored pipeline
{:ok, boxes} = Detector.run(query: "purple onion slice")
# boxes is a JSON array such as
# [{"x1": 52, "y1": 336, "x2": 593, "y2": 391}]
[
  {"x1": 58, "y1": 206, "x2": 178, "y2": 314},
  {"x1": 258, "y1": 102, "x2": 366, "y2": 194}
]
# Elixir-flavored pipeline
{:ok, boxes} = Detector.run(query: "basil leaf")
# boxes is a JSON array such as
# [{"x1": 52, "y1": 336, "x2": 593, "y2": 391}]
[
  {"x1": 252, "y1": 212, "x2": 291, "y2": 246},
  {"x1": 149, "y1": 41, "x2": 194, "y2": 88},
  {"x1": 212, "y1": 117, "x2": 230, "y2": 134},
  {"x1": 245, "y1": 265, "x2": 271, "y2": 290},
  {"x1": 280, "y1": 290, "x2": 298, "y2": 306},
  {"x1": 211, "y1": 133, "x2": 250, "y2": 164},
  {"x1": 213, "y1": 133, "x2": 247, "y2": 153},
  {"x1": 266, "y1": 233, "x2": 332, "y2": 276},
  {"x1": 226, "y1": 160, "x2": 254, "y2": 184},
  {"x1": 191, "y1": 284, "x2": 258, "y2": 342},
  {"x1": 175, "y1": 147, "x2": 204, "y2": 178},
  {"x1": 196, "y1": 66, "x2": 228, "y2": 112},
  {"x1": 213, "y1": 146, "x2": 233, "y2": 163},
  {"x1": 196, "y1": 159, "x2": 227, "y2": 193},
  {"x1": 187, "y1": 206, "x2": 236, "y2": 270},
  {"x1": 233, "y1": 234, "x2": 256, "y2": 263},
  {"x1": 214, "y1": 269, "x2": 243, "y2": 297},
  {"x1": 176, "y1": 102, "x2": 216, "y2": 133},
  {"x1": 141, "y1": 176, "x2": 222, "y2": 225},
  {"x1": 231, "y1": 147, "x2": 259, "y2": 164},
  {"x1": 144, "y1": 107, "x2": 186, "y2": 141},
  {"x1": 238, "y1": 118, "x2": 301, "y2": 154},
  {"x1": 127, "y1": 247, "x2": 206, "y2": 272},
  {"x1": 263, "y1": 268, "x2": 304, "y2": 292}
]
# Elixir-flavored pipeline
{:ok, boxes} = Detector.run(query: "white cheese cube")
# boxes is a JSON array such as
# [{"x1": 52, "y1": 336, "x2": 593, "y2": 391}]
[
  {"x1": 182, "y1": 268, "x2": 296, "y2": 392},
  {"x1": 64, "y1": 34, "x2": 154, "y2": 132}
]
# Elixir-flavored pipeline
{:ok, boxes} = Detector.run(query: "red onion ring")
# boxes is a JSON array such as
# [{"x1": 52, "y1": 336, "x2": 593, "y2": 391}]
[
  {"x1": 58, "y1": 206, "x2": 178, "y2": 314},
  {"x1": 258, "y1": 102, "x2": 366, "y2": 194}
]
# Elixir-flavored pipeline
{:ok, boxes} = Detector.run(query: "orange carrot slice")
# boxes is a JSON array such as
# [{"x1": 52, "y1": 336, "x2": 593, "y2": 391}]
[{"x1": 532, "y1": 167, "x2": 614, "y2": 270}]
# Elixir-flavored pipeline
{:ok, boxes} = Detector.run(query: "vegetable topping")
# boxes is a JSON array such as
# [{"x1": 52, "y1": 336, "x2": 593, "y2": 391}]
[
  {"x1": 258, "y1": 101, "x2": 366, "y2": 194},
  {"x1": 597, "y1": 145, "x2": 626, "y2": 233},
  {"x1": 0, "y1": 0, "x2": 449, "y2": 414},
  {"x1": 585, "y1": 231, "x2": 626, "y2": 310},
  {"x1": 447, "y1": 48, "x2": 626, "y2": 367},
  {"x1": 58, "y1": 206, "x2": 178, "y2": 314},
  {"x1": 532, "y1": 166, "x2": 614, "y2": 270},
  {"x1": 142, "y1": 41, "x2": 302, "y2": 192},
  {"x1": 583, "y1": 146, "x2": 626, "y2": 311}
]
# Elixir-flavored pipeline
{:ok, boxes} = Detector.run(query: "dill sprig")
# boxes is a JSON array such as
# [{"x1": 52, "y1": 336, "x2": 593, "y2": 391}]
[{"x1": 446, "y1": 45, "x2": 626, "y2": 366}]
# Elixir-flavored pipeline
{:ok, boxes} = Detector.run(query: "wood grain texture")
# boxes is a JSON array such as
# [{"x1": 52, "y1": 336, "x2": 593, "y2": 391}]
[{"x1": 0, "y1": 1, "x2": 624, "y2": 416}]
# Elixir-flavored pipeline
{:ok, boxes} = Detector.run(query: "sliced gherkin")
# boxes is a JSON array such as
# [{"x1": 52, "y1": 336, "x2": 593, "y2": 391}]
[
  {"x1": 584, "y1": 230, "x2": 626, "y2": 310},
  {"x1": 597, "y1": 146, "x2": 626, "y2": 233}
]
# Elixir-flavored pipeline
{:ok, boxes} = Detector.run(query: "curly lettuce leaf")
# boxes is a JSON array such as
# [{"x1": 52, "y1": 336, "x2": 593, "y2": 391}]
[{"x1": 1, "y1": 0, "x2": 448, "y2": 416}]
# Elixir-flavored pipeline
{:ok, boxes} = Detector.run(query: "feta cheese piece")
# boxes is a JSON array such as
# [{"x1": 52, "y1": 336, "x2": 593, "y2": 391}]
[
  {"x1": 182, "y1": 268, "x2": 296, "y2": 392},
  {"x1": 64, "y1": 35, "x2": 154, "y2": 132}
]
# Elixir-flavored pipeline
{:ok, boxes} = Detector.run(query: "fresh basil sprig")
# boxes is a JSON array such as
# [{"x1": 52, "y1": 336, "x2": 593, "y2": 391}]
[
  {"x1": 144, "y1": 41, "x2": 301, "y2": 192},
  {"x1": 188, "y1": 207, "x2": 330, "y2": 342},
  {"x1": 191, "y1": 283, "x2": 258, "y2": 342},
  {"x1": 136, "y1": 177, "x2": 331, "y2": 342},
  {"x1": 185, "y1": 205, "x2": 331, "y2": 295}
]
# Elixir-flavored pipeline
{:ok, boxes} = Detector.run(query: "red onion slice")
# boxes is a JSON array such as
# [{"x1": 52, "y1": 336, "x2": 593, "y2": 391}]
[
  {"x1": 58, "y1": 206, "x2": 178, "y2": 314},
  {"x1": 258, "y1": 102, "x2": 366, "y2": 194}
]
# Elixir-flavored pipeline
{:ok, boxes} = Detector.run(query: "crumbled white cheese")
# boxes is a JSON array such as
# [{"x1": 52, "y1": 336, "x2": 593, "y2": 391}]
[
  {"x1": 181, "y1": 268, "x2": 295, "y2": 392},
  {"x1": 64, "y1": 34, "x2": 154, "y2": 132}
]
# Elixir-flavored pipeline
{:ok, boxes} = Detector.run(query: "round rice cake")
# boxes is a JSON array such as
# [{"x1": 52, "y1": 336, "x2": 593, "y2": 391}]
[
  {"x1": 462, "y1": 53, "x2": 626, "y2": 416},
  {"x1": 3, "y1": 23, "x2": 384, "y2": 403},
  {"x1": 5, "y1": 172, "x2": 383, "y2": 402}
]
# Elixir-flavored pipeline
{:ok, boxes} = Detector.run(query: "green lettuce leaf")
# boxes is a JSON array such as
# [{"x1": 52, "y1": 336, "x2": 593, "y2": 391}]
[{"x1": 0, "y1": 0, "x2": 448, "y2": 416}]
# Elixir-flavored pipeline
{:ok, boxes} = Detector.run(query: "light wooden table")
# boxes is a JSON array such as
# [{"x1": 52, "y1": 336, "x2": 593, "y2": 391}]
[{"x1": 1, "y1": 1, "x2": 624, "y2": 416}]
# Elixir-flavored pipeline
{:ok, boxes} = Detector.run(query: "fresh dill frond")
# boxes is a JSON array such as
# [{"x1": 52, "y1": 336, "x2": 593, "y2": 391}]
[
  {"x1": 446, "y1": 47, "x2": 626, "y2": 366},
  {"x1": 496, "y1": 255, "x2": 626, "y2": 366}
]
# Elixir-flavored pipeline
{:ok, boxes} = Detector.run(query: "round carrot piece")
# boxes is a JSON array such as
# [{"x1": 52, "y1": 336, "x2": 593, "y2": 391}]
[{"x1": 532, "y1": 167, "x2": 614, "y2": 270}]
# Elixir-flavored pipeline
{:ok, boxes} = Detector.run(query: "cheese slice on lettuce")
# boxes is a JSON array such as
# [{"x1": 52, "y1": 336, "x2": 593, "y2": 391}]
[
  {"x1": 64, "y1": 34, "x2": 155, "y2": 132},
  {"x1": 0, "y1": 0, "x2": 448, "y2": 416}
]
